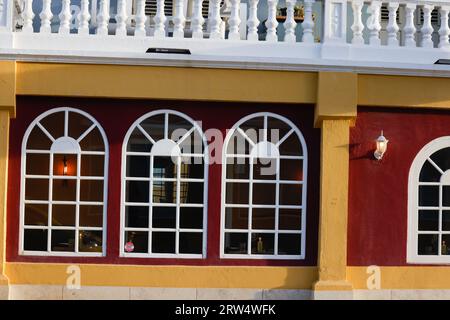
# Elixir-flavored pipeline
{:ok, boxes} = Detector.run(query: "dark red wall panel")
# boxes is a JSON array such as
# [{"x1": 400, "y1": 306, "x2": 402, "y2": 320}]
[
  {"x1": 7, "y1": 96, "x2": 320, "y2": 266},
  {"x1": 348, "y1": 107, "x2": 450, "y2": 266}
]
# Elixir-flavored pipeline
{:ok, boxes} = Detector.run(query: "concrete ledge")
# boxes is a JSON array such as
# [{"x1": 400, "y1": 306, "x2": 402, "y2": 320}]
[{"x1": 0, "y1": 285, "x2": 8, "y2": 300}]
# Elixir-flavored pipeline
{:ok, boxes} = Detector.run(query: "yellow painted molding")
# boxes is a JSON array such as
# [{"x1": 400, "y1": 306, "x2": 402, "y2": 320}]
[
  {"x1": 0, "y1": 111, "x2": 10, "y2": 286},
  {"x1": 315, "y1": 72, "x2": 357, "y2": 127},
  {"x1": 348, "y1": 266, "x2": 450, "y2": 290},
  {"x1": 0, "y1": 61, "x2": 16, "y2": 118},
  {"x1": 16, "y1": 62, "x2": 317, "y2": 104},
  {"x1": 358, "y1": 74, "x2": 450, "y2": 109},
  {"x1": 314, "y1": 119, "x2": 352, "y2": 291},
  {"x1": 5, "y1": 263, "x2": 318, "y2": 289},
  {"x1": 313, "y1": 280, "x2": 353, "y2": 291}
]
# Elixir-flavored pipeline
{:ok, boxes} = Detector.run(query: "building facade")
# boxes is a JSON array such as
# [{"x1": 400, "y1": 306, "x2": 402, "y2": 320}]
[{"x1": 1, "y1": 0, "x2": 450, "y2": 300}]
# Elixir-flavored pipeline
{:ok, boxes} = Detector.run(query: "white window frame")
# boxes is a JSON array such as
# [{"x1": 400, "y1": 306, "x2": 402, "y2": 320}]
[
  {"x1": 407, "y1": 136, "x2": 450, "y2": 264},
  {"x1": 220, "y1": 112, "x2": 308, "y2": 260},
  {"x1": 120, "y1": 109, "x2": 209, "y2": 259},
  {"x1": 19, "y1": 107, "x2": 109, "y2": 257}
]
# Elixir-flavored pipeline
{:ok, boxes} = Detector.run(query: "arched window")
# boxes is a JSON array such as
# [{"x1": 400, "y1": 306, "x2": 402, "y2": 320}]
[
  {"x1": 20, "y1": 108, "x2": 108, "y2": 256},
  {"x1": 221, "y1": 113, "x2": 307, "y2": 259},
  {"x1": 121, "y1": 110, "x2": 208, "y2": 258},
  {"x1": 408, "y1": 136, "x2": 450, "y2": 264}
]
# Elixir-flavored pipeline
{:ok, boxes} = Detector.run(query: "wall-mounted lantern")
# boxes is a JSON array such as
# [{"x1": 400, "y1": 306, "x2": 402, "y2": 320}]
[{"x1": 374, "y1": 131, "x2": 388, "y2": 160}]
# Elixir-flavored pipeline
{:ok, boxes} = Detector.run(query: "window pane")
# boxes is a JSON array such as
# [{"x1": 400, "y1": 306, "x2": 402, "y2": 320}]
[
  {"x1": 25, "y1": 179, "x2": 49, "y2": 200},
  {"x1": 126, "y1": 155, "x2": 150, "y2": 178},
  {"x1": 80, "y1": 180, "x2": 103, "y2": 202},
  {"x1": 40, "y1": 111, "x2": 64, "y2": 139},
  {"x1": 252, "y1": 208, "x2": 275, "y2": 230},
  {"x1": 418, "y1": 234, "x2": 438, "y2": 255},
  {"x1": 79, "y1": 205, "x2": 103, "y2": 227},
  {"x1": 153, "y1": 156, "x2": 177, "y2": 178},
  {"x1": 240, "y1": 117, "x2": 264, "y2": 144},
  {"x1": 153, "y1": 181, "x2": 176, "y2": 203},
  {"x1": 279, "y1": 209, "x2": 301, "y2": 230},
  {"x1": 179, "y1": 130, "x2": 204, "y2": 154},
  {"x1": 26, "y1": 153, "x2": 49, "y2": 175},
  {"x1": 52, "y1": 179, "x2": 76, "y2": 201},
  {"x1": 226, "y1": 157, "x2": 249, "y2": 179},
  {"x1": 81, "y1": 155, "x2": 104, "y2": 177},
  {"x1": 253, "y1": 183, "x2": 276, "y2": 205},
  {"x1": 182, "y1": 182, "x2": 204, "y2": 204},
  {"x1": 419, "y1": 160, "x2": 441, "y2": 182},
  {"x1": 126, "y1": 181, "x2": 149, "y2": 203},
  {"x1": 27, "y1": 126, "x2": 52, "y2": 150},
  {"x1": 180, "y1": 207, "x2": 203, "y2": 229},
  {"x1": 278, "y1": 234, "x2": 301, "y2": 255},
  {"x1": 53, "y1": 154, "x2": 77, "y2": 176},
  {"x1": 127, "y1": 128, "x2": 152, "y2": 152},
  {"x1": 279, "y1": 184, "x2": 302, "y2": 206},
  {"x1": 430, "y1": 147, "x2": 450, "y2": 173},
  {"x1": 442, "y1": 234, "x2": 450, "y2": 255},
  {"x1": 68, "y1": 111, "x2": 93, "y2": 140},
  {"x1": 253, "y1": 158, "x2": 276, "y2": 180},
  {"x1": 52, "y1": 204, "x2": 76, "y2": 226},
  {"x1": 224, "y1": 232, "x2": 248, "y2": 254},
  {"x1": 226, "y1": 183, "x2": 249, "y2": 204},
  {"x1": 268, "y1": 117, "x2": 292, "y2": 145},
  {"x1": 152, "y1": 206, "x2": 176, "y2": 228},
  {"x1": 418, "y1": 210, "x2": 439, "y2": 231},
  {"x1": 419, "y1": 185, "x2": 439, "y2": 207},
  {"x1": 125, "y1": 206, "x2": 149, "y2": 228},
  {"x1": 278, "y1": 134, "x2": 302, "y2": 156},
  {"x1": 251, "y1": 233, "x2": 274, "y2": 255},
  {"x1": 79, "y1": 127, "x2": 104, "y2": 151},
  {"x1": 180, "y1": 157, "x2": 204, "y2": 179},
  {"x1": 227, "y1": 132, "x2": 251, "y2": 155},
  {"x1": 51, "y1": 230, "x2": 75, "y2": 252},
  {"x1": 152, "y1": 232, "x2": 175, "y2": 253},
  {"x1": 24, "y1": 204, "x2": 48, "y2": 226},
  {"x1": 443, "y1": 186, "x2": 450, "y2": 206},
  {"x1": 23, "y1": 229, "x2": 47, "y2": 251},
  {"x1": 168, "y1": 114, "x2": 192, "y2": 142},
  {"x1": 225, "y1": 207, "x2": 248, "y2": 230},
  {"x1": 179, "y1": 232, "x2": 202, "y2": 254},
  {"x1": 443, "y1": 210, "x2": 450, "y2": 231},
  {"x1": 280, "y1": 159, "x2": 303, "y2": 181},
  {"x1": 141, "y1": 114, "x2": 165, "y2": 142},
  {"x1": 79, "y1": 230, "x2": 102, "y2": 253},
  {"x1": 125, "y1": 231, "x2": 148, "y2": 253}
]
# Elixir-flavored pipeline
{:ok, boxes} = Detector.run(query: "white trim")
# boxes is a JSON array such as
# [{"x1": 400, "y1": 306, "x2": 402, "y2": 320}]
[
  {"x1": 120, "y1": 109, "x2": 209, "y2": 258},
  {"x1": 19, "y1": 107, "x2": 109, "y2": 257},
  {"x1": 220, "y1": 112, "x2": 308, "y2": 260},
  {"x1": 407, "y1": 136, "x2": 450, "y2": 264}
]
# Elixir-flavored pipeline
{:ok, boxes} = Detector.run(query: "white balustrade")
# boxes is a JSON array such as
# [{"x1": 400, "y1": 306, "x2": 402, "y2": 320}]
[
  {"x1": 302, "y1": 0, "x2": 315, "y2": 43},
  {"x1": 40, "y1": 0, "x2": 53, "y2": 34},
  {"x1": 386, "y1": 2, "x2": 399, "y2": 46},
  {"x1": 228, "y1": 0, "x2": 241, "y2": 40},
  {"x1": 421, "y1": 4, "x2": 434, "y2": 48},
  {"x1": 22, "y1": 0, "x2": 34, "y2": 34},
  {"x1": 366, "y1": 0, "x2": 381, "y2": 46},
  {"x1": 247, "y1": 0, "x2": 260, "y2": 41},
  {"x1": 403, "y1": 3, "x2": 416, "y2": 47},
  {"x1": 209, "y1": 0, "x2": 223, "y2": 39},
  {"x1": 97, "y1": 0, "x2": 110, "y2": 36},
  {"x1": 173, "y1": 0, "x2": 186, "y2": 38},
  {"x1": 134, "y1": 0, "x2": 147, "y2": 37},
  {"x1": 191, "y1": 0, "x2": 205, "y2": 39},
  {"x1": 351, "y1": 0, "x2": 364, "y2": 44},
  {"x1": 78, "y1": 0, "x2": 91, "y2": 36},
  {"x1": 284, "y1": 0, "x2": 297, "y2": 43},
  {"x1": 265, "y1": 0, "x2": 278, "y2": 42},
  {"x1": 59, "y1": 0, "x2": 72, "y2": 34},
  {"x1": 439, "y1": 6, "x2": 450, "y2": 48},
  {"x1": 115, "y1": 0, "x2": 128, "y2": 37},
  {"x1": 154, "y1": 0, "x2": 167, "y2": 38}
]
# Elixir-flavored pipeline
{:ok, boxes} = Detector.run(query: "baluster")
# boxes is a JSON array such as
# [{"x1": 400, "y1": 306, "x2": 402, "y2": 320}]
[
  {"x1": 78, "y1": 0, "x2": 91, "y2": 35},
  {"x1": 421, "y1": 5, "x2": 434, "y2": 48},
  {"x1": 302, "y1": 0, "x2": 315, "y2": 43},
  {"x1": 40, "y1": 0, "x2": 53, "y2": 33},
  {"x1": 22, "y1": 0, "x2": 34, "y2": 33},
  {"x1": 154, "y1": 0, "x2": 167, "y2": 38},
  {"x1": 386, "y1": 2, "x2": 399, "y2": 46},
  {"x1": 247, "y1": 0, "x2": 259, "y2": 41},
  {"x1": 228, "y1": 0, "x2": 241, "y2": 40},
  {"x1": 265, "y1": 0, "x2": 278, "y2": 42},
  {"x1": 134, "y1": 0, "x2": 147, "y2": 37},
  {"x1": 284, "y1": 0, "x2": 296, "y2": 43},
  {"x1": 366, "y1": 0, "x2": 381, "y2": 45},
  {"x1": 439, "y1": 6, "x2": 450, "y2": 48},
  {"x1": 191, "y1": 0, "x2": 205, "y2": 39},
  {"x1": 116, "y1": 0, "x2": 128, "y2": 36},
  {"x1": 97, "y1": 0, "x2": 110, "y2": 35},
  {"x1": 173, "y1": 0, "x2": 186, "y2": 38},
  {"x1": 351, "y1": 0, "x2": 364, "y2": 44},
  {"x1": 59, "y1": 0, "x2": 72, "y2": 34},
  {"x1": 209, "y1": 0, "x2": 222, "y2": 39},
  {"x1": 404, "y1": 3, "x2": 416, "y2": 47}
]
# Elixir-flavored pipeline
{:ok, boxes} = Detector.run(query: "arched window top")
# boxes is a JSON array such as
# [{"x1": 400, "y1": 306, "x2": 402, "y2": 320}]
[
  {"x1": 408, "y1": 136, "x2": 450, "y2": 264},
  {"x1": 20, "y1": 107, "x2": 108, "y2": 256},
  {"x1": 221, "y1": 112, "x2": 307, "y2": 260}
]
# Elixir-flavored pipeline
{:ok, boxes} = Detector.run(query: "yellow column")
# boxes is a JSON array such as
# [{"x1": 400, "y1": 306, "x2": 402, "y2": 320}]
[
  {"x1": 0, "y1": 61, "x2": 16, "y2": 300},
  {"x1": 313, "y1": 72, "x2": 357, "y2": 299}
]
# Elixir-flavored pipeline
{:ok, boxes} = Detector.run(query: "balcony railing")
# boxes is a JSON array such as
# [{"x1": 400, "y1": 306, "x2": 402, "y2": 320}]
[{"x1": 1, "y1": 0, "x2": 450, "y2": 71}]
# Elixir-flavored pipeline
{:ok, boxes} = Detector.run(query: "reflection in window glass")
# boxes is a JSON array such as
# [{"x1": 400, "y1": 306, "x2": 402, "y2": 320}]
[{"x1": 21, "y1": 108, "x2": 107, "y2": 256}]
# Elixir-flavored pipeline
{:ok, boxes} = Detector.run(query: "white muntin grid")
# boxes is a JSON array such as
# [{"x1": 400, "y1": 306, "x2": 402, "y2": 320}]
[
  {"x1": 19, "y1": 107, "x2": 109, "y2": 257},
  {"x1": 220, "y1": 112, "x2": 308, "y2": 260},
  {"x1": 120, "y1": 109, "x2": 208, "y2": 258}
]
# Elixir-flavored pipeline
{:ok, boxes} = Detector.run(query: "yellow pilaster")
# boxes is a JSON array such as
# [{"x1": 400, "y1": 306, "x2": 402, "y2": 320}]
[{"x1": 313, "y1": 72, "x2": 357, "y2": 298}]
